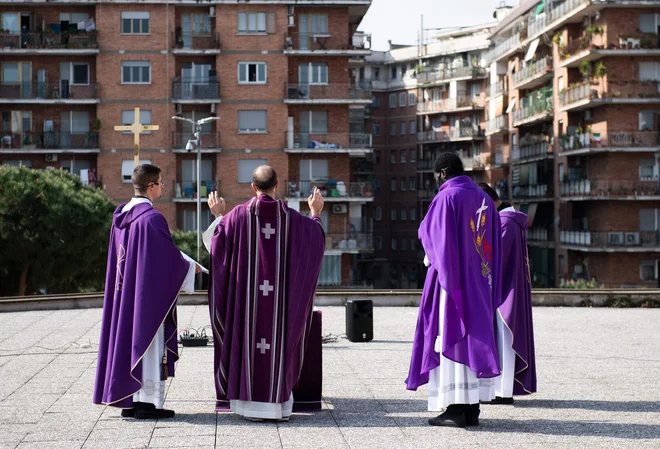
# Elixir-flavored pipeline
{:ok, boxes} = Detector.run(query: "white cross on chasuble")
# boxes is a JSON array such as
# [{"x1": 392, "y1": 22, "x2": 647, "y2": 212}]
[
  {"x1": 259, "y1": 280, "x2": 274, "y2": 296},
  {"x1": 256, "y1": 338, "x2": 271, "y2": 354},
  {"x1": 261, "y1": 223, "x2": 276, "y2": 239}
]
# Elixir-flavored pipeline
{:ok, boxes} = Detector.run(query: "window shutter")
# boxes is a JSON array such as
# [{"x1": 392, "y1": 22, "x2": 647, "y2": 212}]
[{"x1": 267, "y1": 13, "x2": 276, "y2": 34}]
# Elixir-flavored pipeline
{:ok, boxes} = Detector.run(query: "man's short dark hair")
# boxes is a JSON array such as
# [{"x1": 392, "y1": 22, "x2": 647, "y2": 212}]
[
  {"x1": 433, "y1": 153, "x2": 464, "y2": 179},
  {"x1": 478, "y1": 182, "x2": 500, "y2": 202},
  {"x1": 252, "y1": 165, "x2": 278, "y2": 191},
  {"x1": 132, "y1": 164, "x2": 161, "y2": 193}
]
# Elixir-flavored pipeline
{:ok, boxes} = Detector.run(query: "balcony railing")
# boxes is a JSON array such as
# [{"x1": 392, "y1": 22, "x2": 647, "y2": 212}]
[
  {"x1": 0, "y1": 82, "x2": 99, "y2": 100},
  {"x1": 512, "y1": 56, "x2": 552, "y2": 87},
  {"x1": 289, "y1": 133, "x2": 372, "y2": 150},
  {"x1": 485, "y1": 33, "x2": 521, "y2": 63},
  {"x1": 486, "y1": 80, "x2": 508, "y2": 97},
  {"x1": 417, "y1": 130, "x2": 450, "y2": 143},
  {"x1": 494, "y1": 145, "x2": 510, "y2": 166},
  {"x1": 0, "y1": 31, "x2": 98, "y2": 50},
  {"x1": 561, "y1": 80, "x2": 660, "y2": 107},
  {"x1": 486, "y1": 115, "x2": 508, "y2": 135},
  {"x1": 285, "y1": 32, "x2": 371, "y2": 52},
  {"x1": 460, "y1": 154, "x2": 485, "y2": 170},
  {"x1": 354, "y1": 160, "x2": 374, "y2": 174},
  {"x1": 172, "y1": 132, "x2": 220, "y2": 150},
  {"x1": 416, "y1": 66, "x2": 486, "y2": 84},
  {"x1": 417, "y1": 159, "x2": 434, "y2": 171},
  {"x1": 512, "y1": 92, "x2": 553, "y2": 124},
  {"x1": 512, "y1": 184, "x2": 552, "y2": 199},
  {"x1": 527, "y1": 227, "x2": 553, "y2": 242},
  {"x1": 560, "y1": 179, "x2": 660, "y2": 197},
  {"x1": 417, "y1": 96, "x2": 484, "y2": 113},
  {"x1": 286, "y1": 180, "x2": 373, "y2": 199},
  {"x1": 172, "y1": 31, "x2": 220, "y2": 50},
  {"x1": 417, "y1": 188, "x2": 436, "y2": 199},
  {"x1": 527, "y1": 0, "x2": 591, "y2": 43},
  {"x1": 513, "y1": 140, "x2": 552, "y2": 161},
  {"x1": 326, "y1": 233, "x2": 374, "y2": 251},
  {"x1": 285, "y1": 83, "x2": 371, "y2": 101},
  {"x1": 560, "y1": 230, "x2": 659, "y2": 248},
  {"x1": 174, "y1": 179, "x2": 220, "y2": 200},
  {"x1": 0, "y1": 131, "x2": 99, "y2": 150},
  {"x1": 172, "y1": 77, "x2": 220, "y2": 101}
]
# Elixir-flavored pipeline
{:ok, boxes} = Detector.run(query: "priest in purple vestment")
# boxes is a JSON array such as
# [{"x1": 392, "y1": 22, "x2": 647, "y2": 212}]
[
  {"x1": 406, "y1": 153, "x2": 503, "y2": 427},
  {"x1": 93, "y1": 164, "x2": 199, "y2": 419},
  {"x1": 208, "y1": 165, "x2": 325, "y2": 421},
  {"x1": 479, "y1": 183, "x2": 537, "y2": 404}
]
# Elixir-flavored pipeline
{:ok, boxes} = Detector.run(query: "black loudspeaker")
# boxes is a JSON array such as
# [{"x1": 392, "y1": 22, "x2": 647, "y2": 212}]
[{"x1": 345, "y1": 299, "x2": 373, "y2": 342}]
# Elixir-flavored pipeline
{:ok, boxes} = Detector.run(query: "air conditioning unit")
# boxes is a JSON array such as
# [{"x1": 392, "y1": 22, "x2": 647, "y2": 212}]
[
  {"x1": 332, "y1": 204, "x2": 348, "y2": 214},
  {"x1": 608, "y1": 232, "x2": 624, "y2": 246},
  {"x1": 288, "y1": 6, "x2": 295, "y2": 27},
  {"x1": 175, "y1": 104, "x2": 182, "y2": 114},
  {"x1": 625, "y1": 232, "x2": 640, "y2": 246},
  {"x1": 209, "y1": 6, "x2": 215, "y2": 17},
  {"x1": 45, "y1": 154, "x2": 57, "y2": 162}
]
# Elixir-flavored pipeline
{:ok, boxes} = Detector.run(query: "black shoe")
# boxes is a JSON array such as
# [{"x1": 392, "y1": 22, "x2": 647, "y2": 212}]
[
  {"x1": 121, "y1": 408, "x2": 134, "y2": 418},
  {"x1": 134, "y1": 402, "x2": 175, "y2": 419},
  {"x1": 428, "y1": 405, "x2": 467, "y2": 427},
  {"x1": 481, "y1": 396, "x2": 514, "y2": 405},
  {"x1": 465, "y1": 404, "x2": 480, "y2": 427}
]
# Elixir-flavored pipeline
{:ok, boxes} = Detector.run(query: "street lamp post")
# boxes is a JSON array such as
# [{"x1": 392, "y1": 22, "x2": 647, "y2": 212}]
[{"x1": 172, "y1": 115, "x2": 220, "y2": 288}]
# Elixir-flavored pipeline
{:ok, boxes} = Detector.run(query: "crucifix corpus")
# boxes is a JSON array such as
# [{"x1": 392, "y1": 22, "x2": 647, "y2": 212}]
[{"x1": 114, "y1": 108, "x2": 160, "y2": 168}]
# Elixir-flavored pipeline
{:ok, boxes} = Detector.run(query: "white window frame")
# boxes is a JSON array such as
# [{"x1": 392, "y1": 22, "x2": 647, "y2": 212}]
[
  {"x1": 409, "y1": 92, "x2": 416, "y2": 106},
  {"x1": 238, "y1": 61, "x2": 267, "y2": 84},
  {"x1": 300, "y1": 159, "x2": 329, "y2": 181},
  {"x1": 374, "y1": 206, "x2": 382, "y2": 221},
  {"x1": 390, "y1": 123, "x2": 397, "y2": 136},
  {"x1": 238, "y1": 159, "x2": 267, "y2": 183},
  {"x1": 121, "y1": 12, "x2": 150, "y2": 35},
  {"x1": 238, "y1": 12, "x2": 267, "y2": 34},
  {"x1": 410, "y1": 148, "x2": 416, "y2": 162},
  {"x1": 238, "y1": 110, "x2": 268, "y2": 134},
  {"x1": 410, "y1": 120, "x2": 416, "y2": 135},
  {"x1": 639, "y1": 158, "x2": 656, "y2": 180},
  {"x1": 389, "y1": 93, "x2": 396, "y2": 108},
  {"x1": 121, "y1": 159, "x2": 152, "y2": 183},
  {"x1": 640, "y1": 260, "x2": 657, "y2": 281},
  {"x1": 299, "y1": 63, "x2": 328, "y2": 85},
  {"x1": 410, "y1": 176, "x2": 416, "y2": 191},
  {"x1": 121, "y1": 110, "x2": 152, "y2": 134},
  {"x1": 640, "y1": 111, "x2": 655, "y2": 131},
  {"x1": 121, "y1": 61, "x2": 151, "y2": 84},
  {"x1": 70, "y1": 63, "x2": 90, "y2": 86},
  {"x1": 400, "y1": 121, "x2": 407, "y2": 135},
  {"x1": 399, "y1": 92, "x2": 407, "y2": 107},
  {"x1": 400, "y1": 151, "x2": 406, "y2": 163},
  {"x1": 639, "y1": 62, "x2": 660, "y2": 81}
]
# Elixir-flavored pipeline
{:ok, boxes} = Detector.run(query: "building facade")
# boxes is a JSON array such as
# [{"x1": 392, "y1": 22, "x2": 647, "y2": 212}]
[{"x1": 0, "y1": 0, "x2": 373, "y2": 288}]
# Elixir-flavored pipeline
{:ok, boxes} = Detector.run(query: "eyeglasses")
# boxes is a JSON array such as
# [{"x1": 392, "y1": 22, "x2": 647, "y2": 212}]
[{"x1": 150, "y1": 181, "x2": 165, "y2": 188}]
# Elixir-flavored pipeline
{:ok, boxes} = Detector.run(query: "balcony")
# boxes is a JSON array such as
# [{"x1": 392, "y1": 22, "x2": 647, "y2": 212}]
[
  {"x1": 559, "y1": 131, "x2": 660, "y2": 156},
  {"x1": 512, "y1": 184, "x2": 553, "y2": 201},
  {"x1": 285, "y1": 180, "x2": 374, "y2": 202},
  {"x1": 284, "y1": 83, "x2": 371, "y2": 104},
  {"x1": 485, "y1": 33, "x2": 521, "y2": 64},
  {"x1": 353, "y1": 159, "x2": 374, "y2": 175},
  {"x1": 416, "y1": 159, "x2": 434, "y2": 172},
  {"x1": 284, "y1": 32, "x2": 371, "y2": 56},
  {"x1": 0, "y1": 131, "x2": 99, "y2": 153},
  {"x1": 416, "y1": 66, "x2": 486, "y2": 86},
  {"x1": 486, "y1": 80, "x2": 508, "y2": 98},
  {"x1": 171, "y1": 132, "x2": 221, "y2": 153},
  {"x1": 0, "y1": 31, "x2": 98, "y2": 54},
  {"x1": 451, "y1": 126, "x2": 485, "y2": 141},
  {"x1": 485, "y1": 115, "x2": 508, "y2": 136},
  {"x1": 417, "y1": 188, "x2": 436, "y2": 200},
  {"x1": 173, "y1": 179, "x2": 220, "y2": 202},
  {"x1": 172, "y1": 77, "x2": 220, "y2": 103},
  {"x1": 527, "y1": 227, "x2": 554, "y2": 247},
  {"x1": 493, "y1": 144, "x2": 510, "y2": 167},
  {"x1": 512, "y1": 139, "x2": 553, "y2": 163},
  {"x1": 560, "y1": 81, "x2": 660, "y2": 112},
  {"x1": 560, "y1": 32, "x2": 660, "y2": 68},
  {"x1": 325, "y1": 233, "x2": 374, "y2": 253},
  {"x1": 560, "y1": 179, "x2": 660, "y2": 200},
  {"x1": 511, "y1": 56, "x2": 552, "y2": 91},
  {"x1": 512, "y1": 90, "x2": 553, "y2": 127},
  {"x1": 459, "y1": 153, "x2": 485, "y2": 171},
  {"x1": 172, "y1": 32, "x2": 220, "y2": 54},
  {"x1": 285, "y1": 133, "x2": 372, "y2": 156},
  {"x1": 0, "y1": 82, "x2": 99, "y2": 103},
  {"x1": 416, "y1": 95, "x2": 485, "y2": 114},
  {"x1": 560, "y1": 230, "x2": 660, "y2": 252},
  {"x1": 417, "y1": 130, "x2": 450, "y2": 144}
]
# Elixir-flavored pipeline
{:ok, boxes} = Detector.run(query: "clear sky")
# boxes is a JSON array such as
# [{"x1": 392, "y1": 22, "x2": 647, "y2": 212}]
[{"x1": 358, "y1": 0, "x2": 504, "y2": 51}]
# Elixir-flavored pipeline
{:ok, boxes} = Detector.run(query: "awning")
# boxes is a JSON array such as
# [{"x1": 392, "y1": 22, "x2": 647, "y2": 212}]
[
  {"x1": 524, "y1": 38, "x2": 540, "y2": 62},
  {"x1": 534, "y1": 2, "x2": 545, "y2": 15},
  {"x1": 526, "y1": 203, "x2": 538, "y2": 228},
  {"x1": 505, "y1": 97, "x2": 517, "y2": 114}
]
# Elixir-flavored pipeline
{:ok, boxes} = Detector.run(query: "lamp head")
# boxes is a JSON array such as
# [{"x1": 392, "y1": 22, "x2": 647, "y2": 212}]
[{"x1": 185, "y1": 141, "x2": 195, "y2": 152}]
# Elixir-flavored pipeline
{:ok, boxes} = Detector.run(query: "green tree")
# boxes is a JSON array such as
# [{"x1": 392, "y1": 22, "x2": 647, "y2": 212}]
[
  {"x1": 171, "y1": 230, "x2": 210, "y2": 289},
  {"x1": 0, "y1": 166, "x2": 116, "y2": 296}
]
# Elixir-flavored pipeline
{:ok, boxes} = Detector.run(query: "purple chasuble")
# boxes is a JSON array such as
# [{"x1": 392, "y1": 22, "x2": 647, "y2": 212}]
[
  {"x1": 499, "y1": 210, "x2": 537, "y2": 395},
  {"x1": 209, "y1": 195, "x2": 325, "y2": 407},
  {"x1": 406, "y1": 176, "x2": 503, "y2": 390},
  {"x1": 93, "y1": 203, "x2": 189, "y2": 408}
]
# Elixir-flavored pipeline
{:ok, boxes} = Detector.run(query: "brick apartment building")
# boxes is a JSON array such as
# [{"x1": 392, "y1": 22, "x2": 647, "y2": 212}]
[{"x1": 0, "y1": 0, "x2": 373, "y2": 288}]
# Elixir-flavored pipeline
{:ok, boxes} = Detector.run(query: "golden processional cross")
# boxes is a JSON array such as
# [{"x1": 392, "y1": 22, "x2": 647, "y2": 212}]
[{"x1": 114, "y1": 108, "x2": 160, "y2": 168}]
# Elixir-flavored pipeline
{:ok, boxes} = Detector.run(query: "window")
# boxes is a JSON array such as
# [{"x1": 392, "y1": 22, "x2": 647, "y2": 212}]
[
  {"x1": 410, "y1": 238, "x2": 416, "y2": 250},
  {"x1": 238, "y1": 12, "x2": 267, "y2": 33},
  {"x1": 121, "y1": 12, "x2": 150, "y2": 34},
  {"x1": 300, "y1": 159, "x2": 328, "y2": 181},
  {"x1": 372, "y1": 96, "x2": 380, "y2": 108},
  {"x1": 410, "y1": 120, "x2": 416, "y2": 135},
  {"x1": 318, "y1": 255, "x2": 341, "y2": 286},
  {"x1": 410, "y1": 149, "x2": 416, "y2": 162},
  {"x1": 238, "y1": 62, "x2": 267, "y2": 84},
  {"x1": 400, "y1": 93, "x2": 407, "y2": 107},
  {"x1": 300, "y1": 63, "x2": 328, "y2": 85},
  {"x1": 640, "y1": 209, "x2": 658, "y2": 231},
  {"x1": 390, "y1": 123, "x2": 397, "y2": 136},
  {"x1": 410, "y1": 177, "x2": 416, "y2": 191},
  {"x1": 401, "y1": 207, "x2": 407, "y2": 221},
  {"x1": 374, "y1": 150, "x2": 381, "y2": 164},
  {"x1": 375, "y1": 207, "x2": 382, "y2": 221},
  {"x1": 375, "y1": 236, "x2": 382, "y2": 250},
  {"x1": 410, "y1": 207, "x2": 417, "y2": 221},
  {"x1": 409, "y1": 92, "x2": 416, "y2": 106},
  {"x1": 238, "y1": 159, "x2": 267, "y2": 183},
  {"x1": 373, "y1": 67, "x2": 380, "y2": 81},
  {"x1": 391, "y1": 208, "x2": 397, "y2": 221},
  {"x1": 391, "y1": 67, "x2": 397, "y2": 80},
  {"x1": 391, "y1": 238, "x2": 397, "y2": 250},
  {"x1": 121, "y1": 159, "x2": 152, "y2": 183},
  {"x1": 182, "y1": 14, "x2": 211, "y2": 35},
  {"x1": 391, "y1": 150, "x2": 397, "y2": 164},
  {"x1": 640, "y1": 14, "x2": 660, "y2": 33},
  {"x1": 372, "y1": 123, "x2": 381, "y2": 136},
  {"x1": 121, "y1": 61, "x2": 151, "y2": 84},
  {"x1": 3, "y1": 160, "x2": 32, "y2": 167},
  {"x1": 299, "y1": 111, "x2": 328, "y2": 134},
  {"x1": 238, "y1": 110, "x2": 267, "y2": 133},
  {"x1": 639, "y1": 62, "x2": 660, "y2": 81},
  {"x1": 400, "y1": 151, "x2": 407, "y2": 163},
  {"x1": 121, "y1": 110, "x2": 152, "y2": 134},
  {"x1": 401, "y1": 177, "x2": 406, "y2": 191},
  {"x1": 639, "y1": 159, "x2": 655, "y2": 180},
  {"x1": 400, "y1": 122, "x2": 407, "y2": 135},
  {"x1": 390, "y1": 177, "x2": 396, "y2": 191},
  {"x1": 180, "y1": 209, "x2": 214, "y2": 233},
  {"x1": 640, "y1": 260, "x2": 657, "y2": 281},
  {"x1": 389, "y1": 93, "x2": 396, "y2": 108},
  {"x1": 72, "y1": 64, "x2": 89, "y2": 85},
  {"x1": 1, "y1": 13, "x2": 19, "y2": 33},
  {"x1": 181, "y1": 159, "x2": 213, "y2": 187},
  {"x1": 401, "y1": 238, "x2": 408, "y2": 251},
  {"x1": 640, "y1": 111, "x2": 655, "y2": 131}
]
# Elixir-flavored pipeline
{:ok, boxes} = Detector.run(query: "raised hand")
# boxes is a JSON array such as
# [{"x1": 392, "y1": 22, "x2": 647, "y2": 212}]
[
  {"x1": 308, "y1": 187, "x2": 324, "y2": 217},
  {"x1": 208, "y1": 191, "x2": 226, "y2": 218}
]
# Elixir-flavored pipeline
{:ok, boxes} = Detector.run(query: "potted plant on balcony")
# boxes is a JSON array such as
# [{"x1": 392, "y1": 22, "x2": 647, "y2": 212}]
[
  {"x1": 93, "y1": 118, "x2": 101, "y2": 131},
  {"x1": 575, "y1": 127, "x2": 583, "y2": 149},
  {"x1": 579, "y1": 60, "x2": 592, "y2": 81}
]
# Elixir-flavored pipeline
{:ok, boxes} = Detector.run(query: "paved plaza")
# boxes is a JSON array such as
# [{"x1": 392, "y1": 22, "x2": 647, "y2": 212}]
[{"x1": 0, "y1": 306, "x2": 658, "y2": 449}]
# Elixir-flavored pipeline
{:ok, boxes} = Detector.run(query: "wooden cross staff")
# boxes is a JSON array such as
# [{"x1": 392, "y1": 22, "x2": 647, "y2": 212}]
[{"x1": 114, "y1": 108, "x2": 160, "y2": 168}]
